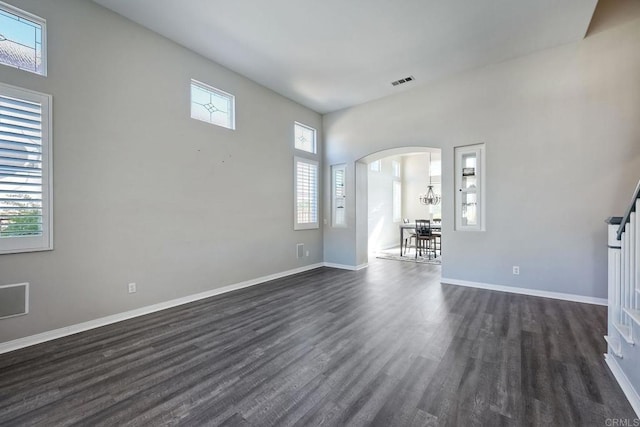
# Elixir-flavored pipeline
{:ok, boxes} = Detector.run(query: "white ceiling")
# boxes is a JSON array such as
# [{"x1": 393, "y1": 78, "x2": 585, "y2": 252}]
[{"x1": 92, "y1": 0, "x2": 598, "y2": 114}]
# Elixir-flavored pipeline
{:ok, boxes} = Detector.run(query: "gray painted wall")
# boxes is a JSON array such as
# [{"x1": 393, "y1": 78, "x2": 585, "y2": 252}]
[
  {"x1": 323, "y1": 13, "x2": 640, "y2": 299},
  {"x1": 0, "y1": 0, "x2": 322, "y2": 343}
]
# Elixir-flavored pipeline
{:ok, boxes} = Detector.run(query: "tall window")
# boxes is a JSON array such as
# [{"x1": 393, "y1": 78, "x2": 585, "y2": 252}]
[
  {"x1": 294, "y1": 157, "x2": 318, "y2": 230},
  {"x1": 0, "y1": 82, "x2": 52, "y2": 254},
  {"x1": 190, "y1": 79, "x2": 235, "y2": 130},
  {"x1": 455, "y1": 143, "x2": 485, "y2": 231},
  {"x1": 0, "y1": 2, "x2": 46, "y2": 75},
  {"x1": 332, "y1": 164, "x2": 346, "y2": 227},
  {"x1": 294, "y1": 122, "x2": 316, "y2": 154}
]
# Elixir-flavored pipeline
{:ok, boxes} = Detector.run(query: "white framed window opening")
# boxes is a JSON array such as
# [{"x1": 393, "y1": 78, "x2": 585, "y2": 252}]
[
  {"x1": 190, "y1": 79, "x2": 235, "y2": 130},
  {"x1": 294, "y1": 122, "x2": 316, "y2": 154},
  {"x1": 294, "y1": 157, "x2": 319, "y2": 230},
  {"x1": 0, "y1": 82, "x2": 53, "y2": 254},
  {"x1": 331, "y1": 164, "x2": 346, "y2": 227},
  {"x1": 0, "y1": 2, "x2": 46, "y2": 76},
  {"x1": 454, "y1": 143, "x2": 486, "y2": 231}
]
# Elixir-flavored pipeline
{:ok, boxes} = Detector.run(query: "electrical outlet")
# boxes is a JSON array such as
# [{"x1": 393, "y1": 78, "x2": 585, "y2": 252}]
[
  {"x1": 512, "y1": 266, "x2": 520, "y2": 275},
  {"x1": 128, "y1": 282, "x2": 137, "y2": 293}
]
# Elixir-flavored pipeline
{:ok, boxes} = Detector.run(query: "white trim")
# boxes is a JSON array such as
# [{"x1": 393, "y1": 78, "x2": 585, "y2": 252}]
[
  {"x1": 613, "y1": 321, "x2": 635, "y2": 345},
  {"x1": 323, "y1": 262, "x2": 368, "y2": 271},
  {"x1": 625, "y1": 308, "x2": 640, "y2": 327},
  {"x1": 605, "y1": 335, "x2": 623, "y2": 358},
  {"x1": 605, "y1": 354, "x2": 640, "y2": 417},
  {"x1": 0, "y1": 263, "x2": 324, "y2": 355},
  {"x1": 440, "y1": 277, "x2": 607, "y2": 306}
]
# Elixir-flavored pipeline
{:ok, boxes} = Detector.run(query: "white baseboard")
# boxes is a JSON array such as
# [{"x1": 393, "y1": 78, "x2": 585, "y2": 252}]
[
  {"x1": 605, "y1": 354, "x2": 640, "y2": 417},
  {"x1": 0, "y1": 262, "x2": 324, "y2": 355},
  {"x1": 440, "y1": 277, "x2": 607, "y2": 306},
  {"x1": 323, "y1": 262, "x2": 368, "y2": 271}
]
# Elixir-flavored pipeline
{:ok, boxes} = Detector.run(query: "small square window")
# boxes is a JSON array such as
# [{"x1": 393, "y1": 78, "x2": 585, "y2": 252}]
[
  {"x1": 190, "y1": 79, "x2": 235, "y2": 130},
  {"x1": 294, "y1": 122, "x2": 316, "y2": 154},
  {"x1": 0, "y1": 2, "x2": 46, "y2": 75},
  {"x1": 370, "y1": 160, "x2": 381, "y2": 172}
]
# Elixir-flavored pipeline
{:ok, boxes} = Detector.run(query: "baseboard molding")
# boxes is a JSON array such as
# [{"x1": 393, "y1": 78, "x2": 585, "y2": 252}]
[
  {"x1": 440, "y1": 277, "x2": 607, "y2": 306},
  {"x1": 323, "y1": 262, "x2": 369, "y2": 271},
  {"x1": 0, "y1": 262, "x2": 325, "y2": 355},
  {"x1": 605, "y1": 354, "x2": 640, "y2": 417}
]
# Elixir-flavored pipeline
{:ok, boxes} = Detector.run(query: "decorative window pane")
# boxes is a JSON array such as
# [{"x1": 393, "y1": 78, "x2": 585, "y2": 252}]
[
  {"x1": 0, "y1": 2, "x2": 46, "y2": 75},
  {"x1": 294, "y1": 122, "x2": 316, "y2": 154},
  {"x1": 294, "y1": 157, "x2": 318, "y2": 230},
  {"x1": 370, "y1": 160, "x2": 381, "y2": 172},
  {"x1": 455, "y1": 143, "x2": 485, "y2": 231},
  {"x1": 0, "y1": 82, "x2": 52, "y2": 254},
  {"x1": 190, "y1": 79, "x2": 235, "y2": 130}
]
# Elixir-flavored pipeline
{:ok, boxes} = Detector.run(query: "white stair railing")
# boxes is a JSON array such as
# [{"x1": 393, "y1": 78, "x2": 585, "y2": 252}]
[
  {"x1": 608, "y1": 182, "x2": 640, "y2": 348},
  {"x1": 607, "y1": 186, "x2": 640, "y2": 416}
]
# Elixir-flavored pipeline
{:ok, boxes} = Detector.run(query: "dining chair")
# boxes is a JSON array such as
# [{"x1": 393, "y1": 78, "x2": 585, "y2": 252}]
[
  {"x1": 415, "y1": 219, "x2": 437, "y2": 259},
  {"x1": 403, "y1": 218, "x2": 416, "y2": 255},
  {"x1": 431, "y1": 220, "x2": 441, "y2": 256}
]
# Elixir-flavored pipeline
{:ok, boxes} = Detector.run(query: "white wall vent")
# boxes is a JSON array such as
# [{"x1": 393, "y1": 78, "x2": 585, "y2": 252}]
[
  {"x1": 0, "y1": 283, "x2": 29, "y2": 319},
  {"x1": 391, "y1": 76, "x2": 415, "y2": 86}
]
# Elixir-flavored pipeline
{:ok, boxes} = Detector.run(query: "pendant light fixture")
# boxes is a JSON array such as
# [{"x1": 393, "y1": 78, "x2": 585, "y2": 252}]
[{"x1": 419, "y1": 152, "x2": 441, "y2": 206}]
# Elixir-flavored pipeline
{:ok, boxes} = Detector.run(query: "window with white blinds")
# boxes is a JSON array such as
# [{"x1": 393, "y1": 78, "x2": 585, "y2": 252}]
[
  {"x1": 294, "y1": 157, "x2": 318, "y2": 230},
  {"x1": 0, "y1": 83, "x2": 52, "y2": 254}
]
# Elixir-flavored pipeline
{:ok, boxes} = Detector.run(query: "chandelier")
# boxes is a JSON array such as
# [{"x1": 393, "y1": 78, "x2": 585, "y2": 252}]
[{"x1": 419, "y1": 152, "x2": 441, "y2": 206}]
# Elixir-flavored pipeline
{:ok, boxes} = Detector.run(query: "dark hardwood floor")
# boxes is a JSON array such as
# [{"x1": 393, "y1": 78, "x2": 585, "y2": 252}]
[{"x1": 0, "y1": 259, "x2": 636, "y2": 426}]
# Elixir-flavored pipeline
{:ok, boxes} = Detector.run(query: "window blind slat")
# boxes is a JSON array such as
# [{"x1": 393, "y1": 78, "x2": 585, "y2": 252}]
[
  {"x1": 0, "y1": 93, "x2": 44, "y2": 241},
  {"x1": 295, "y1": 159, "x2": 318, "y2": 226}
]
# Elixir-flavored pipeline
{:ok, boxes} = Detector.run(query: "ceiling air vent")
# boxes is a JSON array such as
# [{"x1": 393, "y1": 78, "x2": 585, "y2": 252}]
[{"x1": 391, "y1": 76, "x2": 415, "y2": 87}]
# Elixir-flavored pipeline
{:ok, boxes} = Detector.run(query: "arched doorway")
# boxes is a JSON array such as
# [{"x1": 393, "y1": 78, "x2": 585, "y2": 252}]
[{"x1": 355, "y1": 146, "x2": 443, "y2": 264}]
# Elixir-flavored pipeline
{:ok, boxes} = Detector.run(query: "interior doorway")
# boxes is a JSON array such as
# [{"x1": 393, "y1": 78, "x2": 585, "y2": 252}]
[{"x1": 357, "y1": 147, "x2": 442, "y2": 265}]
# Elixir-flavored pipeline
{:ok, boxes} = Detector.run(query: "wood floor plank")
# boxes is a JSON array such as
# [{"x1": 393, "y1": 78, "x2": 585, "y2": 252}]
[{"x1": 0, "y1": 259, "x2": 636, "y2": 426}]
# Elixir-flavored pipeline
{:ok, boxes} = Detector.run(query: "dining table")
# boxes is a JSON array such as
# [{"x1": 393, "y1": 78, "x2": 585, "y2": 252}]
[{"x1": 400, "y1": 222, "x2": 441, "y2": 256}]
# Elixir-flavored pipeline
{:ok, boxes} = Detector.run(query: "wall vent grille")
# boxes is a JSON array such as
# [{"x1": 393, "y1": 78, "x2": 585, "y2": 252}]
[
  {"x1": 297, "y1": 243, "x2": 304, "y2": 259},
  {"x1": 0, "y1": 283, "x2": 29, "y2": 319}
]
